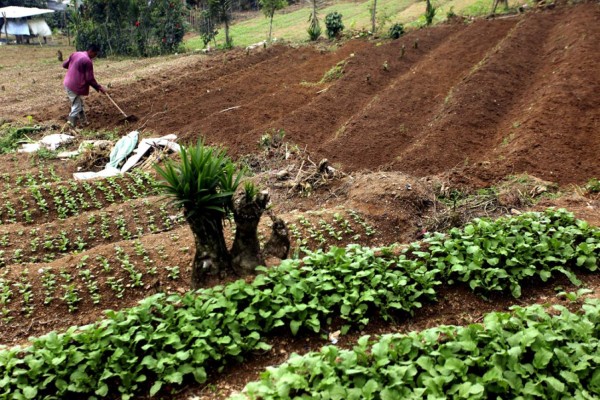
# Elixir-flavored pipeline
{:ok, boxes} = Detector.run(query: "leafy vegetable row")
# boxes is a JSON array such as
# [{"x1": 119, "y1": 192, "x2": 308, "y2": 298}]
[
  {"x1": 0, "y1": 209, "x2": 598, "y2": 399},
  {"x1": 232, "y1": 300, "x2": 600, "y2": 399},
  {"x1": 422, "y1": 208, "x2": 599, "y2": 297},
  {"x1": 0, "y1": 246, "x2": 439, "y2": 399}
]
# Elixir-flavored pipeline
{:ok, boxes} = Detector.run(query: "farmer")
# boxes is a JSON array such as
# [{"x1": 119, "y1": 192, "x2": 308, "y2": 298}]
[{"x1": 62, "y1": 44, "x2": 107, "y2": 128}]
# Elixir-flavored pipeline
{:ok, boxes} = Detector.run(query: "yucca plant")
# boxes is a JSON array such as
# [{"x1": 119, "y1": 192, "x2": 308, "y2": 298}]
[
  {"x1": 155, "y1": 141, "x2": 244, "y2": 288},
  {"x1": 155, "y1": 141, "x2": 290, "y2": 288},
  {"x1": 307, "y1": 0, "x2": 321, "y2": 41}
]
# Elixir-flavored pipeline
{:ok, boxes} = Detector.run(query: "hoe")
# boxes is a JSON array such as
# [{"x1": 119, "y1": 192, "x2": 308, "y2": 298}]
[{"x1": 105, "y1": 92, "x2": 138, "y2": 123}]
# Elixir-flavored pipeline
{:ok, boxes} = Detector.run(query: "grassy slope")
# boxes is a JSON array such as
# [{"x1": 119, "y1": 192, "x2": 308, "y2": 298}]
[{"x1": 185, "y1": 0, "x2": 523, "y2": 49}]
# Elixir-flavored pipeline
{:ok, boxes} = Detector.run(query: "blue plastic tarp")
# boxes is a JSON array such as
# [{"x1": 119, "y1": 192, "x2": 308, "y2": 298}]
[
  {"x1": 6, "y1": 19, "x2": 29, "y2": 36},
  {"x1": 107, "y1": 131, "x2": 139, "y2": 170}
]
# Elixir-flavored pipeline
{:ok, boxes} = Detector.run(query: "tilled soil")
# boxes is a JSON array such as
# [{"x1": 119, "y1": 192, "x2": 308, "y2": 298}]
[
  {"x1": 30, "y1": 2, "x2": 600, "y2": 186},
  {"x1": 0, "y1": 2, "x2": 599, "y2": 399}
]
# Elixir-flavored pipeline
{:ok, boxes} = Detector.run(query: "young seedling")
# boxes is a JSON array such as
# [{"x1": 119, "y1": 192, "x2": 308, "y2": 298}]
[
  {"x1": 106, "y1": 277, "x2": 125, "y2": 298},
  {"x1": 62, "y1": 284, "x2": 81, "y2": 313}
]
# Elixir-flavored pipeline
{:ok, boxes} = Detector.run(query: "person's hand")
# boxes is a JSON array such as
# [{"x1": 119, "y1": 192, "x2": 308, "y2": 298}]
[{"x1": 99, "y1": 86, "x2": 107, "y2": 94}]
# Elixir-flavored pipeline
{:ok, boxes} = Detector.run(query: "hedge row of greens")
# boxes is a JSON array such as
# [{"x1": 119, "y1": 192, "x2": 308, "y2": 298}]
[
  {"x1": 423, "y1": 207, "x2": 599, "y2": 297},
  {"x1": 0, "y1": 246, "x2": 439, "y2": 399},
  {"x1": 232, "y1": 300, "x2": 600, "y2": 399},
  {"x1": 0, "y1": 209, "x2": 598, "y2": 399}
]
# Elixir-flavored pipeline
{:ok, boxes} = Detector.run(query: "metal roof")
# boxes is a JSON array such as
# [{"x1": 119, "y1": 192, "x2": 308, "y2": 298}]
[
  {"x1": 0, "y1": 6, "x2": 55, "y2": 19},
  {"x1": 46, "y1": 1, "x2": 68, "y2": 12}
]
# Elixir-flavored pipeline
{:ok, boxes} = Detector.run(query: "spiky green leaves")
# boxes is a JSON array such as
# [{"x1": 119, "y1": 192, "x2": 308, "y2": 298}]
[{"x1": 154, "y1": 141, "x2": 245, "y2": 221}]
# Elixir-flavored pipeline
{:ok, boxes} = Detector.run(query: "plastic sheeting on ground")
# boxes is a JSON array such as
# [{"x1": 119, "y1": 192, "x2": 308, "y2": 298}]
[
  {"x1": 107, "y1": 130, "x2": 139, "y2": 170},
  {"x1": 120, "y1": 134, "x2": 180, "y2": 173},
  {"x1": 74, "y1": 132, "x2": 180, "y2": 180},
  {"x1": 18, "y1": 134, "x2": 74, "y2": 153}
]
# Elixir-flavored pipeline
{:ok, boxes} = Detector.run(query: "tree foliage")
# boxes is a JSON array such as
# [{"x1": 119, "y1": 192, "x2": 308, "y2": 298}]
[
  {"x1": 205, "y1": 0, "x2": 233, "y2": 48},
  {"x1": 0, "y1": 0, "x2": 46, "y2": 6},
  {"x1": 259, "y1": 0, "x2": 287, "y2": 42},
  {"x1": 73, "y1": 0, "x2": 185, "y2": 57},
  {"x1": 155, "y1": 141, "x2": 243, "y2": 221}
]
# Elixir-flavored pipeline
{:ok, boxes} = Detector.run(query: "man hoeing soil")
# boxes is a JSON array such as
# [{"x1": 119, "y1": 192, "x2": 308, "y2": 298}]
[{"x1": 63, "y1": 44, "x2": 107, "y2": 128}]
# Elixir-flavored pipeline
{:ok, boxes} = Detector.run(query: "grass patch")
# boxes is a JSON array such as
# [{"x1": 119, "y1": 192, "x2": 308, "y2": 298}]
[
  {"x1": 0, "y1": 124, "x2": 43, "y2": 154},
  {"x1": 187, "y1": 0, "x2": 432, "y2": 49}
]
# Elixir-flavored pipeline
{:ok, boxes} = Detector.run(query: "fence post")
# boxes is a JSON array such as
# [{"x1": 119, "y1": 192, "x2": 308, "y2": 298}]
[{"x1": 2, "y1": 12, "x2": 7, "y2": 44}]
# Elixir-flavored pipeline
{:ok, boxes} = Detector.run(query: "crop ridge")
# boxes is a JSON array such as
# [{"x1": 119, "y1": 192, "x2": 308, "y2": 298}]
[
  {"x1": 0, "y1": 224, "x2": 193, "y2": 344},
  {"x1": 487, "y1": 4, "x2": 600, "y2": 182},
  {"x1": 251, "y1": 25, "x2": 462, "y2": 151},
  {"x1": 394, "y1": 9, "x2": 564, "y2": 177},
  {"x1": 319, "y1": 18, "x2": 518, "y2": 167}
]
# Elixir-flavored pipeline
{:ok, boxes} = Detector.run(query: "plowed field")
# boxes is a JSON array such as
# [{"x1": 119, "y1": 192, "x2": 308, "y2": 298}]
[
  {"x1": 0, "y1": 2, "x2": 599, "y2": 399},
  {"x1": 30, "y1": 2, "x2": 600, "y2": 186}
]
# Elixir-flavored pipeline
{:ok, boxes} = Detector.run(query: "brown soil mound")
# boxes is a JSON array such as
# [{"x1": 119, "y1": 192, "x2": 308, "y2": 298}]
[{"x1": 36, "y1": 3, "x2": 599, "y2": 186}]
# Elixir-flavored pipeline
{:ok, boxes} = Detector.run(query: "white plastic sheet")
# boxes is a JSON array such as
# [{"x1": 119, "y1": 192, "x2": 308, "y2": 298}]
[
  {"x1": 27, "y1": 19, "x2": 52, "y2": 36},
  {"x1": 40, "y1": 134, "x2": 74, "y2": 150},
  {"x1": 120, "y1": 134, "x2": 180, "y2": 173},
  {"x1": 74, "y1": 132, "x2": 180, "y2": 180}
]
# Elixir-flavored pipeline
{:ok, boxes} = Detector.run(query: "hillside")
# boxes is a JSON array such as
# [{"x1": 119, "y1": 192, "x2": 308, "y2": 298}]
[
  {"x1": 35, "y1": 1, "x2": 600, "y2": 186},
  {"x1": 0, "y1": 2, "x2": 599, "y2": 399}
]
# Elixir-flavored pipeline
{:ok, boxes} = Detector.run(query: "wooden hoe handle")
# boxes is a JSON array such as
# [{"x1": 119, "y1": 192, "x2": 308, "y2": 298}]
[{"x1": 105, "y1": 93, "x2": 128, "y2": 118}]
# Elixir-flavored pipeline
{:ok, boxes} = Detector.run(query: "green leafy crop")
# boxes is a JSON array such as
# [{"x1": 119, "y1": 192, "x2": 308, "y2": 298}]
[
  {"x1": 0, "y1": 209, "x2": 597, "y2": 398},
  {"x1": 233, "y1": 300, "x2": 600, "y2": 399},
  {"x1": 423, "y1": 208, "x2": 599, "y2": 298}
]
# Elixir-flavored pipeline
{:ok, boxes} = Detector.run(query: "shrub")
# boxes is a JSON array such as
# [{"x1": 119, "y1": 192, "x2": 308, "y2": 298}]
[
  {"x1": 586, "y1": 178, "x2": 600, "y2": 193},
  {"x1": 325, "y1": 11, "x2": 344, "y2": 39},
  {"x1": 388, "y1": 22, "x2": 404, "y2": 39}
]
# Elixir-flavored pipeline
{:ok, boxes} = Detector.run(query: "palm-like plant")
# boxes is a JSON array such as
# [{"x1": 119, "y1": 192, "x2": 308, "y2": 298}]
[
  {"x1": 307, "y1": 0, "x2": 321, "y2": 41},
  {"x1": 155, "y1": 141, "x2": 244, "y2": 287},
  {"x1": 155, "y1": 140, "x2": 290, "y2": 288},
  {"x1": 155, "y1": 143, "x2": 243, "y2": 220}
]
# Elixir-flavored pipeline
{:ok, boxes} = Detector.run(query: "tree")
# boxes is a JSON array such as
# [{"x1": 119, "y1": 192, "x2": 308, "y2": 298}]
[
  {"x1": 306, "y1": 0, "x2": 320, "y2": 41},
  {"x1": 424, "y1": 0, "x2": 436, "y2": 26},
  {"x1": 490, "y1": 0, "x2": 508, "y2": 15},
  {"x1": 370, "y1": 0, "x2": 377, "y2": 33},
  {"x1": 259, "y1": 0, "x2": 287, "y2": 43},
  {"x1": 155, "y1": 141, "x2": 290, "y2": 288},
  {"x1": 206, "y1": 0, "x2": 233, "y2": 48}
]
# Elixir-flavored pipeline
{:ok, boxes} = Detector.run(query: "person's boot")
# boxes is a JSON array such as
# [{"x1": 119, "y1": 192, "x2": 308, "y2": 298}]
[
  {"x1": 67, "y1": 116, "x2": 80, "y2": 134},
  {"x1": 79, "y1": 111, "x2": 90, "y2": 127}
]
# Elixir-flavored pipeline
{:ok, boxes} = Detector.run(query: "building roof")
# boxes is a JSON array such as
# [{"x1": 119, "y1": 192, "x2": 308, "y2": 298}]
[
  {"x1": 0, "y1": 6, "x2": 55, "y2": 19},
  {"x1": 46, "y1": 1, "x2": 68, "y2": 12}
]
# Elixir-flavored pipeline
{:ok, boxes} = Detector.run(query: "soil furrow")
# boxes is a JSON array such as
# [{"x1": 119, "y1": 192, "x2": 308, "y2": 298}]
[{"x1": 319, "y1": 17, "x2": 519, "y2": 170}]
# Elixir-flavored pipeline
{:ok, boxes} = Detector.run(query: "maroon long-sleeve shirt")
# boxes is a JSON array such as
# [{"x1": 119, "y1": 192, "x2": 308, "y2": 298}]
[{"x1": 62, "y1": 51, "x2": 101, "y2": 96}]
